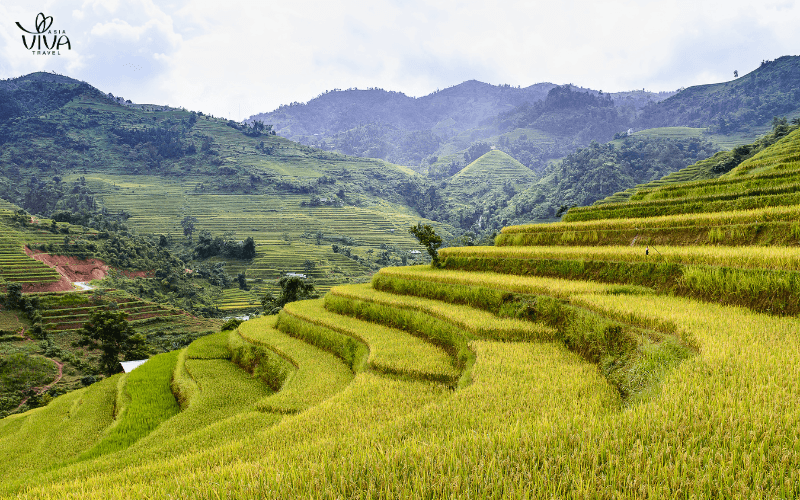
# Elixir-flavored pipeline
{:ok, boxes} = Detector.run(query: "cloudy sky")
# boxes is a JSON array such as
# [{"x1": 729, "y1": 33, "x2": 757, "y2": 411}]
[{"x1": 1, "y1": 0, "x2": 797, "y2": 121}]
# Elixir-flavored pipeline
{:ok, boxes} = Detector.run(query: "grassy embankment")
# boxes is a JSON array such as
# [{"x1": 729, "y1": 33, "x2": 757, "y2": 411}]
[{"x1": 1, "y1": 125, "x2": 800, "y2": 497}]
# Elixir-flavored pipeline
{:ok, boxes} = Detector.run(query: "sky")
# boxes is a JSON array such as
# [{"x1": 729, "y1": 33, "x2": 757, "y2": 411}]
[{"x1": 1, "y1": 0, "x2": 798, "y2": 121}]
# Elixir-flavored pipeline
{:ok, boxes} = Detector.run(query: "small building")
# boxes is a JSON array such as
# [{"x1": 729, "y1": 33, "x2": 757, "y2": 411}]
[
  {"x1": 285, "y1": 272, "x2": 307, "y2": 278},
  {"x1": 120, "y1": 359, "x2": 149, "y2": 373}
]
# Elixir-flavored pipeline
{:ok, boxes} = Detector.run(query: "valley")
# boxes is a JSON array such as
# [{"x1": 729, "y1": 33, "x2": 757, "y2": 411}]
[{"x1": 0, "y1": 55, "x2": 800, "y2": 497}]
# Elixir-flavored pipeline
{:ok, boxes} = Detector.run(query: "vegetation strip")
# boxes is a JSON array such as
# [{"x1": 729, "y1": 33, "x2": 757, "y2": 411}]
[
  {"x1": 564, "y1": 188, "x2": 800, "y2": 222},
  {"x1": 372, "y1": 271, "x2": 693, "y2": 400},
  {"x1": 234, "y1": 316, "x2": 353, "y2": 413},
  {"x1": 440, "y1": 245, "x2": 800, "y2": 271},
  {"x1": 78, "y1": 351, "x2": 180, "y2": 459},
  {"x1": 440, "y1": 250, "x2": 800, "y2": 316},
  {"x1": 328, "y1": 284, "x2": 555, "y2": 343},
  {"x1": 500, "y1": 204, "x2": 800, "y2": 235},
  {"x1": 281, "y1": 298, "x2": 460, "y2": 384}
]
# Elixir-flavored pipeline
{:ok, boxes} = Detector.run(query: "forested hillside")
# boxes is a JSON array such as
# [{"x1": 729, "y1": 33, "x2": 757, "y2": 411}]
[
  {"x1": 0, "y1": 73, "x2": 461, "y2": 304},
  {"x1": 245, "y1": 57, "x2": 800, "y2": 215},
  {"x1": 250, "y1": 80, "x2": 556, "y2": 142},
  {"x1": 638, "y1": 55, "x2": 800, "y2": 133}
]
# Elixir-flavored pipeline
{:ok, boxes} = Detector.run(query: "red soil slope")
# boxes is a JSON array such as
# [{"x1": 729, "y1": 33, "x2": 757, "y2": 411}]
[{"x1": 24, "y1": 248, "x2": 110, "y2": 292}]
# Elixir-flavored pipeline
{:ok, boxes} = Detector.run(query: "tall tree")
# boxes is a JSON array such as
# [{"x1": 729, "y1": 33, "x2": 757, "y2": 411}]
[
  {"x1": 261, "y1": 276, "x2": 319, "y2": 314},
  {"x1": 76, "y1": 310, "x2": 149, "y2": 375},
  {"x1": 409, "y1": 223, "x2": 443, "y2": 267},
  {"x1": 181, "y1": 216, "x2": 198, "y2": 241}
]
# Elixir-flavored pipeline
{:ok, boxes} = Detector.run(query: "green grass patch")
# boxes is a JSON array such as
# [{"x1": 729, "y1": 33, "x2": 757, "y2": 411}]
[
  {"x1": 185, "y1": 331, "x2": 229, "y2": 360},
  {"x1": 78, "y1": 351, "x2": 180, "y2": 459}
]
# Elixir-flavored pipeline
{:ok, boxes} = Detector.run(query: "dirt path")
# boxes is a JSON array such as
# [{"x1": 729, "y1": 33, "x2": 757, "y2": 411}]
[{"x1": 14, "y1": 358, "x2": 65, "y2": 411}]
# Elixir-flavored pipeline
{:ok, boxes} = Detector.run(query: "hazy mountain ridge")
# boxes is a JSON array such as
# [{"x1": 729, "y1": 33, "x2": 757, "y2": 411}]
[
  {"x1": 247, "y1": 58, "x2": 800, "y2": 177},
  {"x1": 248, "y1": 79, "x2": 679, "y2": 168},
  {"x1": 637, "y1": 55, "x2": 800, "y2": 132},
  {"x1": 250, "y1": 80, "x2": 557, "y2": 140}
]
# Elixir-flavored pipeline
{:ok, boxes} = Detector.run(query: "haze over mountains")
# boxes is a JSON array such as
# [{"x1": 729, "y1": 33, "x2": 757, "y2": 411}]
[
  {"x1": 248, "y1": 80, "x2": 676, "y2": 168},
  {"x1": 1, "y1": 55, "x2": 799, "y2": 243},
  {"x1": 247, "y1": 56, "x2": 800, "y2": 172}
]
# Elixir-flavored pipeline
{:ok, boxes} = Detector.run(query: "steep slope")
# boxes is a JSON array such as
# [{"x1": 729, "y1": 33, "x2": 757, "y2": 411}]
[
  {"x1": 3, "y1": 121, "x2": 800, "y2": 497},
  {"x1": 589, "y1": 120, "x2": 799, "y2": 208},
  {"x1": 0, "y1": 72, "x2": 96, "y2": 123},
  {"x1": 495, "y1": 132, "x2": 721, "y2": 223},
  {"x1": 637, "y1": 55, "x2": 800, "y2": 132},
  {"x1": 429, "y1": 150, "x2": 539, "y2": 234},
  {"x1": 0, "y1": 74, "x2": 456, "y2": 293}
]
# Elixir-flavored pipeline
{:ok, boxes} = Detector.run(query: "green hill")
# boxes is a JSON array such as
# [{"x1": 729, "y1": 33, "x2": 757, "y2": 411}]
[
  {"x1": 638, "y1": 55, "x2": 800, "y2": 133},
  {"x1": 450, "y1": 149, "x2": 535, "y2": 187},
  {"x1": 582, "y1": 120, "x2": 799, "y2": 211},
  {"x1": 0, "y1": 73, "x2": 459, "y2": 300},
  {"x1": 432, "y1": 150, "x2": 538, "y2": 234},
  {"x1": 2, "y1": 81, "x2": 800, "y2": 497}
]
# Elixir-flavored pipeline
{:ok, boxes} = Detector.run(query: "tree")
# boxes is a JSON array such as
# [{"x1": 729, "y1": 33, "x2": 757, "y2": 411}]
[
  {"x1": 237, "y1": 271, "x2": 249, "y2": 290},
  {"x1": 409, "y1": 223, "x2": 443, "y2": 267},
  {"x1": 76, "y1": 310, "x2": 149, "y2": 375},
  {"x1": 4, "y1": 283, "x2": 22, "y2": 309},
  {"x1": 181, "y1": 216, "x2": 198, "y2": 241},
  {"x1": 261, "y1": 276, "x2": 319, "y2": 314},
  {"x1": 241, "y1": 237, "x2": 256, "y2": 259}
]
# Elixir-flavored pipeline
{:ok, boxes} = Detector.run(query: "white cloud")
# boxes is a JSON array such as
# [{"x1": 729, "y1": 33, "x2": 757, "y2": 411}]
[{"x1": 1, "y1": 0, "x2": 798, "y2": 120}]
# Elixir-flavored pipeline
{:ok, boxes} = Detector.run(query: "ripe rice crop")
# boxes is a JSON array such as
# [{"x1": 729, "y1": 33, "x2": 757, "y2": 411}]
[
  {"x1": 0, "y1": 375, "x2": 118, "y2": 485},
  {"x1": 565, "y1": 187, "x2": 800, "y2": 221},
  {"x1": 184, "y1": 331, "x2": 230, "y2": 360},
  {"x1": 170, "y1": 348, "x2": 197, "y2": 410},
  {"x1": 378, "y1": 264, "x2": 647, "y2": 298},
  {"x1": 440, "y1": 246, "x2": 800, "y2": 316},
  {"x1": 630, "y1": 167, "x2": 800, "y2": 202},
  {"x1": 328, "y1": 284, "x2": 556, "y2": 344},
  {"x1": 228, "y1": 326, "x2": 296, "y2": 392},
  {"x1": 276, "y1": 306, "x2": 369, "y2": 372},
  {"x1": 6, "y1": 289, "x2": 800, "y2": 497},
  {"x1": 281, "y1": 299, "x2": 460, "y2": 384},
  {"x1": 373, "y1": 269, "x2": 693, "y2": 399},
  {"x1": 440, "y1": 245, "x2": 800, "y2": 271},
  {"x1": 154, "y1": 357, "x2": 271, "y2": 440},
  {"x1": 236, "y1": 316, "x2": 353, "y2": 413},
  {"x1": 500, "y1": 204, "x2": 800, "y2": 236}
]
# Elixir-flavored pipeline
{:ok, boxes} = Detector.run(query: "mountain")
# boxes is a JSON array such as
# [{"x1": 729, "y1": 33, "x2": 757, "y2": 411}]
[
  {"x1": 0, "y1": 73, "x2": 460, "y2": 302},
  {"x1": 0, "y1": 72, "x2": 96, "y2": 122},
  {"x1": 247, "y1": 79, "x2": 679, "y2": 168},
  {"x1": 250, "y1": 80, "x2": 557, "y2": 140},
  {"x1": 496, "y1": 132, "x2": 721, "y2": 222},
  {"x1": 246, "y1": 57, "x2": 800, "y2": 194},
  {"x1": 637, "y1": 55, "x2": 800, "y2": 133}
]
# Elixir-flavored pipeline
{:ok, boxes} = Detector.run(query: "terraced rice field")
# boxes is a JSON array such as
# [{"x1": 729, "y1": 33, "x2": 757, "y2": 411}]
[
  {"x1": 0, "y1": 215, "x2": 61, "y2": 290},
  {"x1": 2, "y1": 124, "x2": 800, "y2": 497},
  {"x1": 580, "y1": 126, "x2": 800, "y2": 219},
  {"x1": 35, "y1": 292, "x2": 187, "y2": 333},
  {"x1": 77, "y1": 173, "x2": 449, "y2": 267}
]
